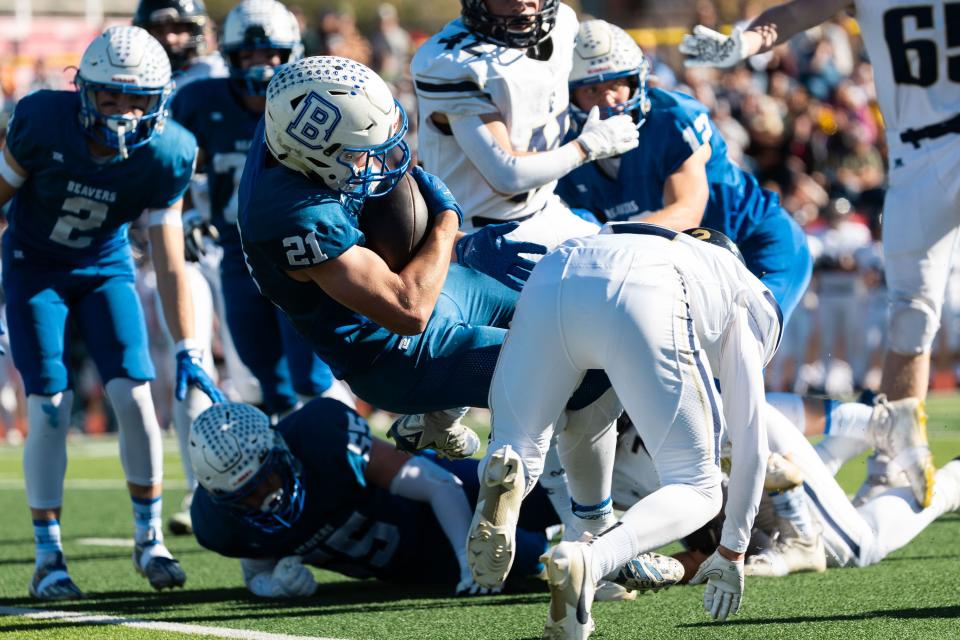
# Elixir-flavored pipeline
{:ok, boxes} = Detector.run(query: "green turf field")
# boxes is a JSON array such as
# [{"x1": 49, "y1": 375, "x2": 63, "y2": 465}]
[{"x1": 0, "y1": 395, "x2": 958, "y2": 640}]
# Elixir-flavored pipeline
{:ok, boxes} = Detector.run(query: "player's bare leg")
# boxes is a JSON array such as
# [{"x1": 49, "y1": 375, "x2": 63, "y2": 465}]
[{"x1": 880, "y1": 350, "x2": 930, "y2": 401}]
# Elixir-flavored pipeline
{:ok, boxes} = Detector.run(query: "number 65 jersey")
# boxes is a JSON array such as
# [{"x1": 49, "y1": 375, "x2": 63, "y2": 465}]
[
  {"x1": 3, "y1": 91, "x2": 196, "y2": 266},
  {"x1": 411, "y1": 3, "x2": 579, "y2": 224},
  {"x1": 854, "y1": 0, "x2": 960, "y2": 136}
]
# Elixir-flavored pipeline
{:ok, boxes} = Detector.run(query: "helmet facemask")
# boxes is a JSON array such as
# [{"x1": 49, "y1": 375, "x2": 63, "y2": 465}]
[
  {"x1": 569, "y1": 62, "x2": 651, "y2": 132},
  {"x1": 210, "y1": 444, "x2": 306, "y2": 533},
  {"x1": 335, "y1": 105, "x2": 411, "y2": 200},
  {"x1": 222, "y1": 0, "x2": 303, "y2": 97},
  {"x1": 460, "y1": 0, "x2": 559, "y2": 49}
]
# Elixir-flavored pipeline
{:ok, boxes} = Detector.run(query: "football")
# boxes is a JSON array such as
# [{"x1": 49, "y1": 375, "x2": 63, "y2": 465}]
[{"x1": 360, "y1": 171, "x2": 431, "y2": 272}]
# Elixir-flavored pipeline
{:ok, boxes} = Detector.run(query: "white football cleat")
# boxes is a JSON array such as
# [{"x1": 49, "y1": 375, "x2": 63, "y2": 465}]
[
  {"x1": 388, "y1": 409, "x2": 480, "y2": 459},
  {"x1": 611, "y1": 552, "x2": 685, "y2": 593},
  {"x1": 868, "y1": 396, "x2": 935, "y2": 508},
  {"x1": 467, "y1": 445, "x2": 525, "y2": 590},
  {"x1": 764, "y1": 452, "x2": 804, "y2": 492},
  {"x1": 744, "y1": 522, "x2": 826, "y2": 578},
  {"x1": 29, "y1": 553, "x2": 84, "y2": 601},
  {"x1": 542, "y1": 541, "x2": 596, "y2": 640}
]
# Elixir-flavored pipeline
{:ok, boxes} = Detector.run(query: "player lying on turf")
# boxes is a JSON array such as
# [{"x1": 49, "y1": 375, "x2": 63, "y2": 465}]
[
  {"x1": 634, "y1": 405, "x2": 960, "y2": 581},
  {"x1": 0, "y1": 26, "x2": 222, "y2": 600},
  {"x1": 467, "y1": 224, "x2": 778, "y2": 637},
  {"x1": 188, "y1": 398, "x2": 560, "y2": 596}
]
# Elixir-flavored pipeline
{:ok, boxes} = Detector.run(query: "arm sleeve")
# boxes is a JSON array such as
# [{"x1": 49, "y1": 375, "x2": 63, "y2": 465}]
[
  {"x1": 388, "y1": 456, "x2": 473, "y2": 567},
  {"x1": 449, "y1": 114, "x2": 583, "y2": 195},
  {"x1": 717, "y1": 304, "x2": 769, "y2": 553}
]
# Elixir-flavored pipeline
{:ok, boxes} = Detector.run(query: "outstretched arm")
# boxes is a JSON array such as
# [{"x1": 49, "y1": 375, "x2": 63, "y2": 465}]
[{"x1": 681, "y1": 0, "x2": 852, "y2": 67}]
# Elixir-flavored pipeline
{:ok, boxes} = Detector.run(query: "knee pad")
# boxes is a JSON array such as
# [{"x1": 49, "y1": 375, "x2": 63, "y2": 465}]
[
  {"x1": 888, "y1": 298, "x2": 940, "y2": 355},
  {"x1": 105, "y1": 378, "x2": 163, "y2": 486}
]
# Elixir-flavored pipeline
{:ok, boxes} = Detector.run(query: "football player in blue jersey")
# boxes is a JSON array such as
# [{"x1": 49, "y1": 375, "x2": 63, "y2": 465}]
[
  {"x1": 239, "y1": 57, "x2": 628, "y2": 550},
  {"x1": 0, "y1": 26, "x2": 222, "y2": 600},
  {"x1": 555, "y1": 20, "x2": 812, "y2": 322},
  {"x1": 133, "y1": 0, "x2": 228, "y2": 85},
  {"x1": 188, "y1": 400, "x2": 559, "y2": 596}
]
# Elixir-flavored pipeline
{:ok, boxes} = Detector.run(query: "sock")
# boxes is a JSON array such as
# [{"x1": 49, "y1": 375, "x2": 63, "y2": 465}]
[
  {"x1": 540, "y1": 443, "x2": 578, "y2": 534},
  {"x1": 131, "y1": 496, "x2": 163, "y2": 545},
  {"x1": 769, "y1": 486, "x2": 817, "y2": 538},
  {"x1": 765, "y1": 392, "x2": 806, "y2": 434},
  {"x1": 24, "y1": 392, "x2": 73, "y2": 509},
  {"x1": 815, "y1": 402, "x2": 874, "y2": 474},
  {"x1": 33, "y1": 519, "x2": 63, "y2": 567},
  {"x1": 173, "y1": 387, "x2": 212, "y2": 493}
]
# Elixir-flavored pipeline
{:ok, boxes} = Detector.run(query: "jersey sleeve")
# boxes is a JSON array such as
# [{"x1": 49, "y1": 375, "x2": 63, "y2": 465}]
[
  {"x1": 146, "y1": 124, "x2": 198, "y2": 210},
  {"x1": 652, "y1": 98, "x2": 712, "y2": 178},
  {"x1": 253, "y1": 196, "x2": 362, "y2": 271},
  {"x1": 4, "y1": 93, "x2": 47, "y2": 175},
  {"x1": 278, "y1": 398, "x2": 373, "y2": 491},
  {"x1": 411, "y1": 30, "x2": 499, "y2": 119}
]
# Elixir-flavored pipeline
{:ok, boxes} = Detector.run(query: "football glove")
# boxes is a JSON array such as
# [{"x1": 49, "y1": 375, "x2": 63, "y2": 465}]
[
  {"x1": 689, "y1": 549, "x2": 744, "y2": 621},
  {"x1": 575, "y1": 106, "x2": 640, "y2": 161},
  {"x1": 273, "y1": 556, "x2": 318, "y2": 598},
  {"x1": 174, "y1": 346, "x2": 225, "y2": 403},
  {"x1": 679, "y1": 26, "x2": 751, "y2": 69},
  {"x1": 182, "y1": 209, "x2": 220, "y2": 262},
  {"x1": 455, "y1": 222, "x2": 547, "y2": 291},
  {"x1": 410, "y1": 166, "x2": 464, "y2": 226}
]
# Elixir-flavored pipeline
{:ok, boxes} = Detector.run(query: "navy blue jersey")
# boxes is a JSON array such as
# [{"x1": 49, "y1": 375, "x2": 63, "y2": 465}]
[
  {"x1": 4, "y1": 91, "x2": 196, "y2": 265},
  {"x1": 171, "y1": 79, "x2": 258, "y2": 252},
  {"x1": 192, "y1": 398, "x2": 458, "y2": 582},
  {"x1": 557, "y1": 89, "x2": 780, "y2": 243},
  {"x1": 237, "y1": 121, "x2": 398, "y2": 379}
]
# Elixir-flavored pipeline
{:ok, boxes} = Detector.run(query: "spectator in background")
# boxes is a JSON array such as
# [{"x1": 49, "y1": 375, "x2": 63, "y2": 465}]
[{"x1": 371, "y1": 4, "x2": 411, "y2": 84}]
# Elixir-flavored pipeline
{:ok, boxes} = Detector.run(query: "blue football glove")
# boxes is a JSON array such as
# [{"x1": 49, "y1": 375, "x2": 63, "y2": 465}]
[
  {"x1": 175, "y1": 347, "x2": 225, "y2": 403},
  {"x1": 410, "y1": 166, "x2": 463, "y2": 226},
  {"x1": 455, "y1": 222, "x2": 547, "y2": 291}
]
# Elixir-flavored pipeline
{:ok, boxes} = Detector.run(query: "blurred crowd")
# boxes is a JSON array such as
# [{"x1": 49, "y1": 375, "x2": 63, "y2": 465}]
[{"x1": 1, "y1": 3, "x2": 957, "y2": 441}]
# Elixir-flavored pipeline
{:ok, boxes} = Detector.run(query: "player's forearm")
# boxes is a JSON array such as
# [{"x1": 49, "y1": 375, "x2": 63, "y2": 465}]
[
  {"x1": 743, "y1": 0, "x2": 852, "y2": 55},
  {"x1": 718, "y1": 315, "x2": 769, "y2": 553},
  {"x1": 450, "y1": 115, "x2": 583, "y2": 195},
  {"x1": 390, "y1": 212, "x2": 461, "y2": 334},
  {"x1": 148, "y1": 221, "x2": 195, "y2": 343}
]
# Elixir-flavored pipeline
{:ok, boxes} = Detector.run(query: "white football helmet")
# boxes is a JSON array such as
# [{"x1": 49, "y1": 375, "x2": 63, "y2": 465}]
[
  {"x1": 221, "y1": 0, "x2": 303, "y2": 96},
  {"x1": 76, "y1": 26, "x2": 173, "y2": 159},
  {"x1": 569, "y1": 20, "x2": 650, "y2": 128},
  {"x1": 190, "y1": 403, "x2": 305, "y2": 532},
  {"x1": 264, "y1": 56, "x2": 410, "y2": 199}
]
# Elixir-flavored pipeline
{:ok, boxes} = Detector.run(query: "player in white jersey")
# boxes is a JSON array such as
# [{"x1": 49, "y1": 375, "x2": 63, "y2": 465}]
[
  {"x1": 680, "y1": 0, "x2": 950, "y2": 504},
  {"x1": 467, "y1": 224, "x2": 777, "y2": 636},
  {"x1": 411, "y1": 0, "x2": 639, "y2": 239}
]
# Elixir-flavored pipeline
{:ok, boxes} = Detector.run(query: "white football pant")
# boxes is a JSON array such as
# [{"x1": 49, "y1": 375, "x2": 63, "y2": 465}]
[{"x1": 487, "y1": 247, "x2": 723, "y2": 550}]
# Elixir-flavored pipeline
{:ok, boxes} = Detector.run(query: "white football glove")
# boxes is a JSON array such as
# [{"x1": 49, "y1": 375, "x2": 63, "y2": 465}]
[
  {"x1": 575, "y1": 106, "x2": 640, "y2": 162},
  {"x1": 679, "y1": 26, "x2": 751, "y2": 69},
  {"x1": 273, "y1": 556, "x2": 318, "y2": 598},
  {"x1": 689, "y1": 550, "x2": 744, "y2": 621}
]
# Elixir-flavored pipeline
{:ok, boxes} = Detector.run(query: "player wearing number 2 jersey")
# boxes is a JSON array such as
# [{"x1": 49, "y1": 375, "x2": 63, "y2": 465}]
[
  {"x1": 680, "y1": 0, "x2": 951, "y2": 503},
  {"x1": 557, "y1": 20, "x2": 811, "y2": 321},
  {"x1": 0, "y1": 27, "x2": 220, "y2": 599},
  {"x1": 171, "y1": 0, "x2": 335, "y2": 418}
]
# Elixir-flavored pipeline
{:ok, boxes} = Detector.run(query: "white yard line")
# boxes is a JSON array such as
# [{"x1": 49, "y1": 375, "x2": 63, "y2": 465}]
[
  {"x1": 0, "y1": 479, "x2": 190, "y2": 489},
  {"x1": 0, "y1": 606, "x2": 345, "y2": 640}
]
